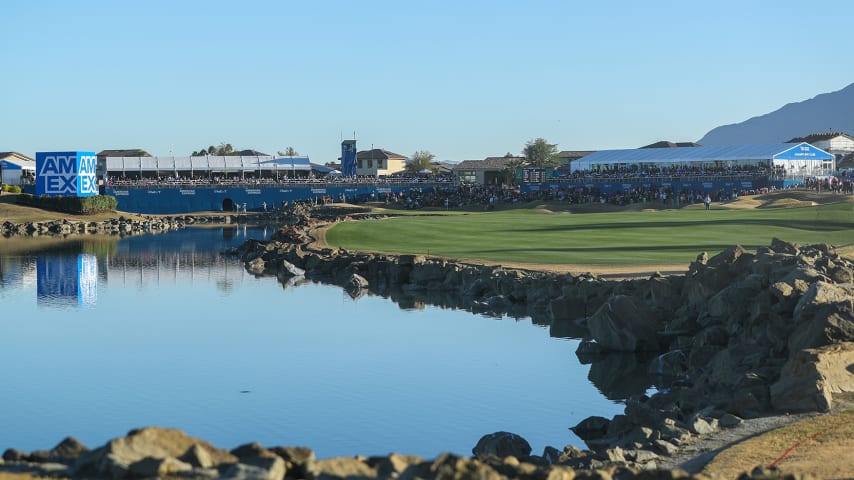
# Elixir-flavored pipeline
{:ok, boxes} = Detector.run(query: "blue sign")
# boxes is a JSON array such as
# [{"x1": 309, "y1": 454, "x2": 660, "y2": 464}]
[
  {"x1": 774, "y1": 143, "x2": 833, "y2": 161},
  {"x1": 341, "y1": 140, "x2": 357, "y2": 177},
  {"x1": 36, "y1": 151, "x2": 98, "y2": 197}
]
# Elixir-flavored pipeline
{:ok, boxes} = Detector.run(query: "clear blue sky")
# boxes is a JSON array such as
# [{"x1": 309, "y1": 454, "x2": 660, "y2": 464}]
[{"x1": 3, "y1": 0, "x2": 853, "y2": 163}]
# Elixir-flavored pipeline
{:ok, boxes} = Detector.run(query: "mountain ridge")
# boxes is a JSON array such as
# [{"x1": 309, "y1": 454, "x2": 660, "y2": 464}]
[{"x1": 697, "y1": 83, "x2": 854, "y2": 145}]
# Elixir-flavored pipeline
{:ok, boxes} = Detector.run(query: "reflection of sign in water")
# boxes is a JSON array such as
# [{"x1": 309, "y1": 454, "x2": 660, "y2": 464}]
[{"x1": 37, "y1": 254, "x2": 98, "y2": 307}]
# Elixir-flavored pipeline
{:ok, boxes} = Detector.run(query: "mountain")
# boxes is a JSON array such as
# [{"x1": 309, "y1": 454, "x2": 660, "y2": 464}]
[{"x1": 697, "y1": 83, "x2": 854, "y2": 145}]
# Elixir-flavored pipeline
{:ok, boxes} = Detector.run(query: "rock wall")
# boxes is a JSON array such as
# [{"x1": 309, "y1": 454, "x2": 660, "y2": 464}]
[{"x1": 1, "y1": 214, "x2": 240, "y2": 238}]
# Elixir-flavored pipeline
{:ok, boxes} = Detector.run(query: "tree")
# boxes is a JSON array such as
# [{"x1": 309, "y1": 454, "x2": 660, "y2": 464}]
[
  {"x1": 522, "y1": 138, "x2": 560, "y2": 168},
  {"x1": 499, "y1": 157, "x2": 526, "y2": 185},
  {"x1": 277, "y1": 146, "x2": 299, "y2": 156},
  {"x1": 407, "y1": 150, "x2": 435, "y2": 173}
]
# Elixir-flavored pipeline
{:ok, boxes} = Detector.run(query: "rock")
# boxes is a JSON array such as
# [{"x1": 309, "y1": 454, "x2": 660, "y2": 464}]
[
  {"x1": 309, "y1": 456, "x2": 376, "y2": 480},
  {"x1": 266, "y1": 446, "x2": 314, "y2": 479},
  {"x1": 688, "y1": 417, "x2": 715, "y2": 435},
  {"x1": 72, "y1": 426, "x2": 237, "y2": 478},
  {"x1": 281, "y1": 259, "x2": 305, "y2": 277},
  {"x1": 180, "y1": 443, "x2": 214, "y2": 468},
  {"x1": 2, "y1": 449, "x2": 27, "y2": 461},
  {"x1": 221, "y1": 456, "x2": 286, "y2": 480},
  {"x1": 374, "y1": 453, "x2": 424, "y2": 478},
  {"x1": 647, "y1": 350, "x2": 688, "y2": 377},
  {"x1": 719, "y1": 413, "x2": 743, "y2": 428},
  {"x1": 347, "y1": 273, "x2": 370, "y2": 291},
  {"x1": 627, "y1": 449, "x2": 660, "y2": 464},
  {"x1": 587, "y1": 294, "x2": 662, "y2": 351},
  {"x1": 472, "y1": 431, "x2": 532, "y2": 458},
  {"x1": 128, "y1": 456, "x2": 193, "y2": 477},
  {"x1": 652, "y1": 439, "x2": 679, "y2": 456},
  {"x1": 48, "y1": 436, "x2": 88, "y2": 463},
  {"x1": 570, "y1": 416, "x2": 611, "y2": 442},
  {"x1": 247, "y1": 257, "x2": 267, "y2": 275},
  {"x1": 789, "y1": 282, "x2": 854, "y2": 352},
  {"x1": 770, "y1": 342, "x2": 854, "y2": 412},
  {"x1": 230, "y1": 442, "x2": 277, "y2": 460}
]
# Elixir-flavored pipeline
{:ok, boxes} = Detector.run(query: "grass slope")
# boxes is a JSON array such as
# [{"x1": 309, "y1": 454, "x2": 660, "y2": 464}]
[{"x1": 325, "y1": 201, "x2": 854, "y2": 267}]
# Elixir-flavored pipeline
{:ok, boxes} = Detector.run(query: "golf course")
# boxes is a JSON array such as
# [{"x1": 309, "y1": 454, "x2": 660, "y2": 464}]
[{"x1": 323, "y1": 190, "x2": 854, "y2": 272}]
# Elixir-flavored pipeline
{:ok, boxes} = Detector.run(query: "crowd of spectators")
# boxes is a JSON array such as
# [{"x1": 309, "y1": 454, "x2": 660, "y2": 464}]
[
  {"x1": 803, "y1": 174, "x2": 854, "y2": 194},
  {"x1": 551, "y1": 164, "x2": 780, "y2": 181},
  {"x1": 106, "y1": 173, "x2": 456, "y2": 188}
]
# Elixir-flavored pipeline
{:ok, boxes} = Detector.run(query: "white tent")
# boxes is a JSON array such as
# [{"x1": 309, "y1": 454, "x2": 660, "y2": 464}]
[{"x1": 1, "y1": 157, "x2": 36, "y2": 186}]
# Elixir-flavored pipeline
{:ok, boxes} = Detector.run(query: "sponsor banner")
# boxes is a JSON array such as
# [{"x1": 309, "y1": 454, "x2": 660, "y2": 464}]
[
  {"x1": 113, "y1": 190, "x2": 130, "y2": 196},
  {"x1": 311, "y1": 188, "x2": 327, "y2": 194},
  {"x1": 146, "y1": 190, "x2": 161, "y2": 194},
  {"x1": 180, "y1": 189, "x2": 196, "y2": 195},
  {"x1": 35, "y1": 151, "x2": 98, "y2": 197},
  {"x1": 245, "y1": 189, "x2": 261, "y2": 195}
]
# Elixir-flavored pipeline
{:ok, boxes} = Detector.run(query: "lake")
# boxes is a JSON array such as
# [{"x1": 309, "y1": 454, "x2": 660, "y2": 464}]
[{"x1": 0, "y1": 226, "x2": 649, "y2": 459}]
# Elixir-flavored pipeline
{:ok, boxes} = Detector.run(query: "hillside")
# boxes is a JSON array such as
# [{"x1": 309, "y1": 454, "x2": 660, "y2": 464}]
[{"x1": 698, "y1": 82, "x2": 854, "y2": 145}]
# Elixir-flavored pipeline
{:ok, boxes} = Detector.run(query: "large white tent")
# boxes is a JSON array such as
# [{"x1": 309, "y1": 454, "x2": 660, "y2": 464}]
[{"x1": 570, "y1": 143, "x2": 835, "y2": 176}]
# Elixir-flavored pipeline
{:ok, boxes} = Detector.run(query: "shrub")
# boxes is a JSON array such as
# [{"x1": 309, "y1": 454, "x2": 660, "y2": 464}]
[
  {"x1": 2, "y1": 184, "x2": 22, "y2": 193},
  {"x1": 16, "y1": 194, "x2": 117, "y2": 214}
]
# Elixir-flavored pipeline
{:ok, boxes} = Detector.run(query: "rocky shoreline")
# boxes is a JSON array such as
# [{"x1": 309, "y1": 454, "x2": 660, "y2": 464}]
[{"x1": 3, "y1": 205, "x2": 851, "y2": 479}]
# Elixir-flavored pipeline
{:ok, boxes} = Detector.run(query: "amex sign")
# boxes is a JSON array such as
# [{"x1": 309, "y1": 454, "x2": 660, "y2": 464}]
[{"x1": 36, "y1": 151, "x2": 98, "y2": 197}]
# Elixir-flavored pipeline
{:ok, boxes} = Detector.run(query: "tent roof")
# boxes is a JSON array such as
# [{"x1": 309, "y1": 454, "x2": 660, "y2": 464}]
[
  {"x1": 572, "y1": 143, "x2": 833, "y2": 168},
  {"x1": 0, "y1": 157, "x2": 36, "y2": 170},
  {"x1": 104, "y1": 155, "x2": 311, "y2": 171}
]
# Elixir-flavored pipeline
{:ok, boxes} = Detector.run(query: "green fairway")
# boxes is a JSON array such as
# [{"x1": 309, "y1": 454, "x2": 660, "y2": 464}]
[{"x1": 324, "y1": 201, "x2": 854, "y2": 267}]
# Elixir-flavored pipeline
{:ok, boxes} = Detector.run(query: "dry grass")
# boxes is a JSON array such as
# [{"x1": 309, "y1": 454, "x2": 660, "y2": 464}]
[
  {"x1": 703, "y1": 409, "x2": 854, "y2": 480},
  {"x1": 0, "y1": 193, "x2": 146, "y2": 223}
]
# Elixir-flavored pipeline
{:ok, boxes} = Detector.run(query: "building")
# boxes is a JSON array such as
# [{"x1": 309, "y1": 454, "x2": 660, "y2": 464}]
[
  {"x1": 97, "y1": 149, "x2": 152, "y2": 158},
  {"x1": 0, "y1": 152, "x2": 36, "y2": 186},
  {"x1": 570, "y1": 143, "x2": 835, "y2": 176},
  {"x1": 356, "y1": 149, "x2": 407, "y2": 176},
  {"x1": 787, "y1": 132, "x2": 854, "y2": 159},
  {"x1": 453, "y1": 156, "x2": 522, "y2": 185}
]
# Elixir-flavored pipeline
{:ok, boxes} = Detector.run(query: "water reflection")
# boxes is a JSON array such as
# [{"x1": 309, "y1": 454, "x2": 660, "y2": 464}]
[
  {"x1": 36, "y1": 254, "x2": 98, "y2": 308},
  {"x1": 0, "y1": 226, "x2": 665, "y2": 457}
]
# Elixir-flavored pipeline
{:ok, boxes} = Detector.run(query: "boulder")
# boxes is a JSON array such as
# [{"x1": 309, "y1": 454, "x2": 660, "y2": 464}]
[
  {"x1": 789, "y1": 282, "x2": 854, "y2": 352},
  {"x1": 346, "y1": 273, "x2": 369, "y2": 291},
  {"x1": 281, "y1": 259, "x2": 305, "y2": 277},
  {"x1": 308, "y1": 456, "x2": 376, "y2": 480},
  {"x1": 770, "y1": 342, "x2": 854, "y2": 412},
  {"x1": 221, "y1": 456, "x2": 286, "y2": 480},
  {"x1": 72, "y1": 427, "x2": 236, "y2": 478},
  {"x1": 472, "y1": 431, "x2": 532, "y2": 458},
  {"x1": 128, "y1": 456, "x2": 193, "y2": 477},
  {"x1": 570, "y1": 416, "x2": 611, "y2": 442},
  {"x1": 247, "y1": 257, "x2": 267, "y2": 275},
  {"x1": 587, "y1": 295, "x2": 662, "y2": 351},
  {"x1": 647, "y1": 350, "x2": 687, "y2": 377}
]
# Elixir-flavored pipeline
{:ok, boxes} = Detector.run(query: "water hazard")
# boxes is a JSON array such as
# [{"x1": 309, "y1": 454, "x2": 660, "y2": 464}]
[{"x1": 0, "y1": 227, "x2": 653, "y2": 459}]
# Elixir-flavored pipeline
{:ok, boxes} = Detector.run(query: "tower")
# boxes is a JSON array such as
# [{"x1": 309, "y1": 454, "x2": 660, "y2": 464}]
[{"x1": 341, "y1": 139, "x2": 357, "y2": 177}]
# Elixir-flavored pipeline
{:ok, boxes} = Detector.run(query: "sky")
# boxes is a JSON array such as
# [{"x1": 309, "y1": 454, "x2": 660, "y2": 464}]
[{"x1": 3, "y1": 0, "x2": 854, "y2": 163}]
